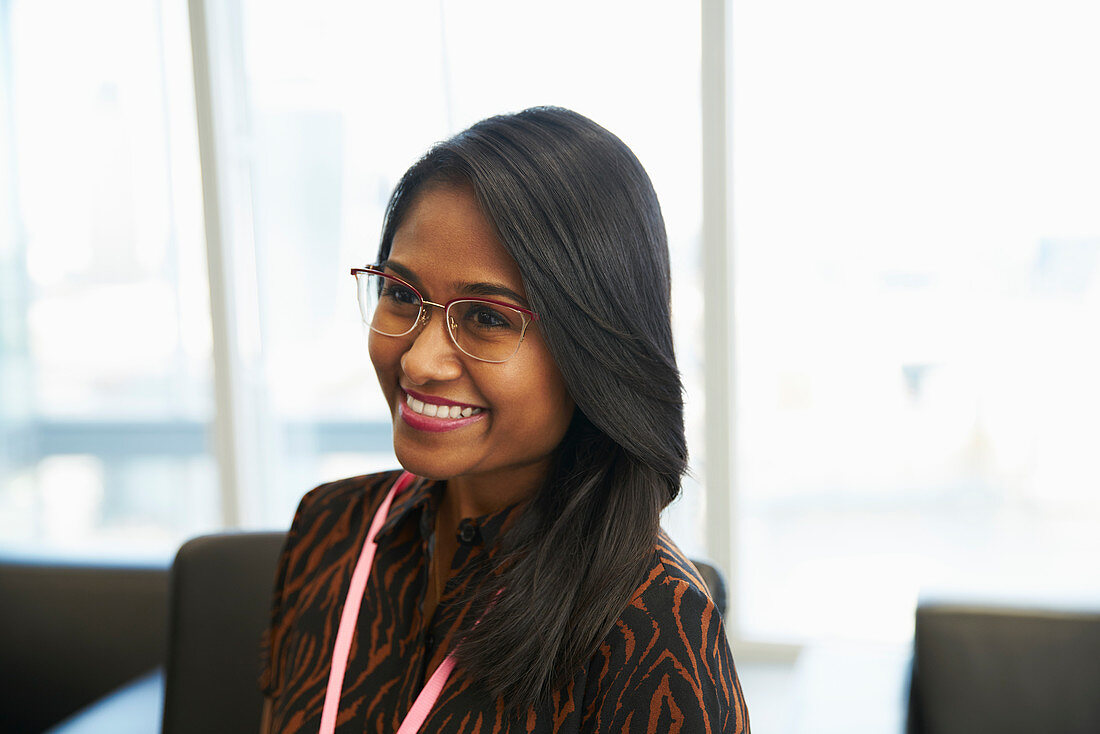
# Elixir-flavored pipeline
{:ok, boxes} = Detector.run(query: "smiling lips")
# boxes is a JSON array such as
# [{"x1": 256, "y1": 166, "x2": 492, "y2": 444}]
[
  {"x1": 399, "y1": 390, "x2": 487, "y2": 433},
  {"x1": 405, "y1": 392, "x2": 483, "y2": 419}
]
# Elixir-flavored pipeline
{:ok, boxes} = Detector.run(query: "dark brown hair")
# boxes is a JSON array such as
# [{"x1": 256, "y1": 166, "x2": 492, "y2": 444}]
[{"x1": 377, "y1": 107, "x2": 687, "y2": 710}]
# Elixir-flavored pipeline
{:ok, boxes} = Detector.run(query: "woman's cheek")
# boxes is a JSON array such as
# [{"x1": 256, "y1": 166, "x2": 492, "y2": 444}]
[{"x1": 367, "y1": 334, "x2": 398, "y2": 411}]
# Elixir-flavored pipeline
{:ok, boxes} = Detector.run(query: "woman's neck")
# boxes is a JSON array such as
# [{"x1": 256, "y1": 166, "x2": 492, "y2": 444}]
[{"x1": 441, "y1": 461, "x2": 549, "y2": 522}]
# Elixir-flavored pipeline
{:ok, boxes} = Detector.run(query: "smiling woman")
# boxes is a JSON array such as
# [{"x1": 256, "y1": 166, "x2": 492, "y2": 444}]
[
  {"x1": 370, "y1": 183, "x2": 574, "y2": 499},
  {"x1": 259, "y1": 108, "x2": 748, "y2": 733}
]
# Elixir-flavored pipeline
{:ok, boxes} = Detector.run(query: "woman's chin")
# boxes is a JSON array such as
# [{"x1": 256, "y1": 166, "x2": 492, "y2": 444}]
[{"x1": 392, "y1": 445, "x2": 462, "y2": 482}]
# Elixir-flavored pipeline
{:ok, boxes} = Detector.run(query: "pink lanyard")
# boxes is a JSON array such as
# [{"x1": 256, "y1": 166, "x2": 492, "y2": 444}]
[{"x1": 319, "y1": 472, "x2": 455, "y2": 734}]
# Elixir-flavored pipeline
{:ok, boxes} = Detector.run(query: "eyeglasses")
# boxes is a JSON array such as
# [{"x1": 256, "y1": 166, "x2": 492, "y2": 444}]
[{"x1": 350, "y1": 266, "x2": 539, "y2": 364}]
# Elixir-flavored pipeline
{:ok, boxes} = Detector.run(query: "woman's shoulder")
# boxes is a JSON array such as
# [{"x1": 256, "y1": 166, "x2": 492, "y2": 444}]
[
  {"x1": 269, "y1": 470, "x2": 406, "y2": 614},
  {"x1": 582, "y1": 532, "x2": 748, "y2": 732},
  {"x1": 260, "y1": 470, "x2": 410, "y2": 700},
  {"x1": 656, "y1": 530, "x2": 721, "y2": 600},
  {"x1": 291, "y1": 469, "x2": 402, "y2": 523},
  {"x1": 626, "y1": 529, "x2": 723, "y2": 618},
  {"x1": 279, "y1": 470, "x2": 408, "y2": 559},
  {"x1": 604, "y1": 530, "x2": 733, "y2": 668}
]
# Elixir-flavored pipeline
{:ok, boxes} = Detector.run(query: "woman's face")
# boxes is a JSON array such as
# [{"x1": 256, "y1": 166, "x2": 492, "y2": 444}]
[{"x1": 370, "y1": 183, "x2": 575, "y2": 492}]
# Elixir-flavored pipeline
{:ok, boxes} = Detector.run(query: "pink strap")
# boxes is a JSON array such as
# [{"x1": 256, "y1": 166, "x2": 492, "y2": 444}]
[
  {"x1": 319, "y1": 471, "x2": 433, "y2": 734},
  {"x1": 396, "y1": 655, "x2": 455, "y2": 734}
]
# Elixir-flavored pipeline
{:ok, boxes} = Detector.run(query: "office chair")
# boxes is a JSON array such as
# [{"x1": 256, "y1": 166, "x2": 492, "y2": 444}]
[
  {"x1": 0, "y1": 559, "x2": 168, "y2": 733},
  {"x1": 907, "y1": 602, "x2": 1100, "y2": 734},
  {"x1": 161, "y1": 532, "x2": 286, "y2": 734}
]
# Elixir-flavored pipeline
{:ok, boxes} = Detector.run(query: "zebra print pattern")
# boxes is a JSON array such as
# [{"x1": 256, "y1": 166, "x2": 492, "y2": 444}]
[{"x1": 261, "y1": 471, "x2": 749, "y2": 733}]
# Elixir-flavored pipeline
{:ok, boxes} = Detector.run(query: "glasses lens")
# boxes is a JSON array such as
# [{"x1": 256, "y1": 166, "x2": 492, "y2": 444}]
[
  {"x1": 357, "y1": 272, "x2": 421, "y2": 336},
  {"x1": 447, "y1": 300, "x2": 529, "y2": 363}
]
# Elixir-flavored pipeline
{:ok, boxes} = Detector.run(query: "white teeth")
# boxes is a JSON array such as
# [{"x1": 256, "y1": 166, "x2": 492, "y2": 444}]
[{"x1": 405, "y1": 393, "x2": 483, "y2": 419}]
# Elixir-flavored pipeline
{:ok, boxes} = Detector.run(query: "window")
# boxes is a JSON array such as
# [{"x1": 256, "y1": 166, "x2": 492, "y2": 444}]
[
  {"x1": 3, "y1": 0, "x2": 708, "y2": 558},
  {"x1": 0, "y1": 0, "x2": 215, "y2": 557},
  {"x1": 731, "y1": 0, "x2": 1100, "y2": 645}
]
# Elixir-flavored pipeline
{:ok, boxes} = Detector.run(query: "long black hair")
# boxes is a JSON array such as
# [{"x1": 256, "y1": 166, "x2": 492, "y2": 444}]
[{"x1": 376, "y1": 107, "x2": 687, "y2": 710}]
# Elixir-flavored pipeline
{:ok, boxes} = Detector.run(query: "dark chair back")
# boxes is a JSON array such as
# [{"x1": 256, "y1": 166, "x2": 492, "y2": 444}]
[
  {"x1": 0, "y1": 558, "x2": 168, "y2": 733},
  {"x1": 161, "y1": 531, "x2": 286, "y2": 734},
  {"x1": 907, "y1": 603, "x2": 1100, "y2": 734}
]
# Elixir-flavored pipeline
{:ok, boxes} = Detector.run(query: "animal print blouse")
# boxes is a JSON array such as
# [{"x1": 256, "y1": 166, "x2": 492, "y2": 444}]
[{"x1": 260, "y1": 471, "x2": 749, "y2": 733}]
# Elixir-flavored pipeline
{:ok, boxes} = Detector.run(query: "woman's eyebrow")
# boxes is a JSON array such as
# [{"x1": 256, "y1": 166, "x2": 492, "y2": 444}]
[
  {"x1": 378, "y1": 260, "x2": 423, "y2": 288},
  {"x1": 458, "y1": 281, "x2": 530, "y2": 308}
]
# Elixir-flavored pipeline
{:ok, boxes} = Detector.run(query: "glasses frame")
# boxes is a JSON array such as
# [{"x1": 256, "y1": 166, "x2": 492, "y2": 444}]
[{"x1": 350, "y1": 265, "x2": 540, "y2": 364}]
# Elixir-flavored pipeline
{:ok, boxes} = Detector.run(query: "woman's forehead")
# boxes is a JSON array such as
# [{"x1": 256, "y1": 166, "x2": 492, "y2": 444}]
[{"x1": 389, "y1": 184, "x2": 527, "y2": 298}]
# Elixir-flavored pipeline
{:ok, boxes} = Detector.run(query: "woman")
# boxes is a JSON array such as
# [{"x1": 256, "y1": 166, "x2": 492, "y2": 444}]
[{"x1": 260, "y1": 107, "x2": 749, "y2": 733}]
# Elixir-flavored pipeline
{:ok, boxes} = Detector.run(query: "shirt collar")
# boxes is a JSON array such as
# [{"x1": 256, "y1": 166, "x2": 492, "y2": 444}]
[
  {"x1": 375, "y1": 474, "x2": 439, "y2": 542},
  {"x1": 374, "y1": 473, "x2": 524, "y2": 548}
]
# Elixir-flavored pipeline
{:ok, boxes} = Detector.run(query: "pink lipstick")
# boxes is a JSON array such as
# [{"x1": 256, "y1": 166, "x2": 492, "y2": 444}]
[{"x1": 398, "y1": 390, "x2": 487, "y2": 433}]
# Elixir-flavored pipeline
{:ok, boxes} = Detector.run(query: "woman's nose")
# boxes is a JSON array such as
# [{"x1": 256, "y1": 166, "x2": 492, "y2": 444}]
[{"x1": 399, "y1": 307, "x2": 462, "y2": 385}]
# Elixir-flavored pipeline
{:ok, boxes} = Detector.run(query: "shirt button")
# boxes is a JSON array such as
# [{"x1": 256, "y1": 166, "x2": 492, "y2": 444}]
[{"x1": 458, "y1": 520, "x2": 478, "y2": 545}]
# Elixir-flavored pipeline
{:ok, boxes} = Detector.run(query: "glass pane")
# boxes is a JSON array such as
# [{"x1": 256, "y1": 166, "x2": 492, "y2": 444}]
[
  {"x1": 0, "y1": 0, "x2": 216, "y2": 558},
  {"x1": 234, "y1": 1, "x2": 705, "y2": 548},
  {"x1": 733, "y1": 0, "x2": 1100, "y2": 643}
]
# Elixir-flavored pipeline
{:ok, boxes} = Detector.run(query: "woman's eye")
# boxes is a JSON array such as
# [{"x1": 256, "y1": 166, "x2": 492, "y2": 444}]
[
  {"x1": 382, "y1": 283, "x2": 419, "y2": 305},
  {"x1": 466, "y1": 304, "x2": 515, "y2": 330}
]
